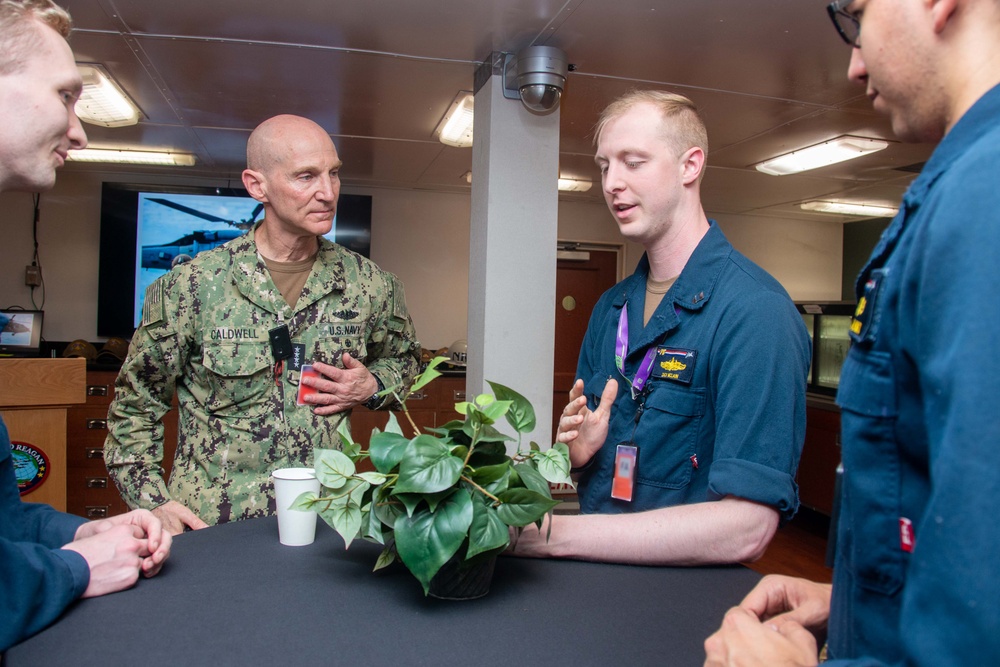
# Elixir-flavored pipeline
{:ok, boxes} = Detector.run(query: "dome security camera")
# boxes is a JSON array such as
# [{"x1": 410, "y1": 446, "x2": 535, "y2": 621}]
[{"x1": 513, "y1": 46, "x2": 568, "y2": 113}]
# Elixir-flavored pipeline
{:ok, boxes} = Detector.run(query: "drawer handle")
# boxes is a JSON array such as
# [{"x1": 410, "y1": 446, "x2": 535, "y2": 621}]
[
  {"x1": 86, "y1": 419, "x2": 107, "y2": 430},
  {"x1": 85, "y1": 506, "x2": 110, "y2": 519},
  {"x1": 85, "y1": 447, "x2": 104, "y2": 459},
  {"x1": 453, "y1": 390, "x2": 466, "y2": 401},
  {"x1": 409, "y1": 390, "x2": 426, "y2": 401},
  {"x1": 86, "y1": 385, "x2": 109, "y2": 397},
  {"x1": 85, "y1": 477, "x2": 108, "y2": 489}
]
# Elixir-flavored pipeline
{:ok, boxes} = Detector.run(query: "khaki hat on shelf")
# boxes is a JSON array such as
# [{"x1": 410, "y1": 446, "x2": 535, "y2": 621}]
[
  {"x1": 96, "y1": 336, "x2": 130, "y2": 363},
  {"x1": 62, "y1": 339, "x2": 98, "y2": 361}
]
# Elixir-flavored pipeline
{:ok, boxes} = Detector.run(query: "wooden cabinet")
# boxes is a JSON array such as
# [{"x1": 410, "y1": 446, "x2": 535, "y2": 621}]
[
  {"x1": 349, "y1": 375, "x2": 467, "y2": 445},
  {"x1": 65, "y1": 372, "x2": 465, "y2": 518},
  {"x1": 796, "y1": 401, "x2": 841, "y2": 516},
  {"x1": 65, "y1": 370, "x2": 178, "y2": 519}
]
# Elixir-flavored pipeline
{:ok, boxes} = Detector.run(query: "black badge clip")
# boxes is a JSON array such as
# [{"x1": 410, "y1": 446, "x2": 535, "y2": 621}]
[{"x1": 269, "y1": 324, "x2": 293, "y2": 361}]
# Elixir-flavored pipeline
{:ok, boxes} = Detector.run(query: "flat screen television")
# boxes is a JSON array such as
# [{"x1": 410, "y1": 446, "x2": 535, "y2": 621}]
[
  {"x1": 0, "y1": 309, "x2": 44, "y2": 357},
  {"x1": 97, "y1": 183, "x2": 372, "y2": 337}
]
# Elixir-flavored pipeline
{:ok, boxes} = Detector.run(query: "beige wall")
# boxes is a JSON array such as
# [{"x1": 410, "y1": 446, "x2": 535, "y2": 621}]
[{"x1": 0, "y1": 171, "x2": 843, "y2": 347}]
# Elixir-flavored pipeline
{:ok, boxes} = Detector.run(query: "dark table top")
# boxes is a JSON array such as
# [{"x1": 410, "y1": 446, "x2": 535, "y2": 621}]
[{"x1": 7, "y1": 516, "x2": 760, "y2": 667}]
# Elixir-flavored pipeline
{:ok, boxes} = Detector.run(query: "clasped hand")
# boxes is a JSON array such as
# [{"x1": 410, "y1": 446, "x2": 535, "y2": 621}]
[
  {"x1": 298, "y1": 353, "x2": 378, "y2": 415},
  {"x1": 64, "y1": 509, "x2": 172, "y2": 598},
  {"x1": 702, "y1": 574, "x2": 831, "y2": 667}
]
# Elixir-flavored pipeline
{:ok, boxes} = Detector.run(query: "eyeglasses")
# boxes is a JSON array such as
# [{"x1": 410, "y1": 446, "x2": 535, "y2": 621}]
[{"x1": 827, "y1": 0, "x2": 861, "y2": 47}]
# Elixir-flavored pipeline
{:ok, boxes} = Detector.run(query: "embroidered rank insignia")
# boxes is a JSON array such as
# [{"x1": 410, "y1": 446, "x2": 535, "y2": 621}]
[{"x1": 654, "y1": 347, "x2": 696, "y2": 384}]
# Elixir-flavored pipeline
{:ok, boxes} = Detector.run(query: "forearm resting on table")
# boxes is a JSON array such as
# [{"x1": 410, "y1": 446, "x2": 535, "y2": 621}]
[{"x1": 512, "y1": 496, "x2": 779, "y2": 566}]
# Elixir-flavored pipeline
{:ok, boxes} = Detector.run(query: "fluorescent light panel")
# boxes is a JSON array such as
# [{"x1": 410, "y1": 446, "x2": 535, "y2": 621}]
[
  {"x1": 463, "y1": 170, "x2": 592, "y2": 192},
  {"x1": 755, "y1": 135, "x2": 889, "y2": 176},
  {"x1": 436, "y1": 92, "x2": 474, "y2": 147},
  {"x1": 801, "y1": 200, "x2": 899, "y2": 217},
  {"x1": 557, "y1": 177, "x2": 592, "y2": 192},
  {"x1": 76, "y1": 64, "x2": 140, "y2": 127},
  {"x1": 67, "y1": 148, "x2": 196, "y2": 166}
]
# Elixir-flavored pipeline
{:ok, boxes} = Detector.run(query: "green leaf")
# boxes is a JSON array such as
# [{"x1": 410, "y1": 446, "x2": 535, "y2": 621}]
[
  {"x1": 467, "y1": 499, "x2": 510, "y2": 558},
  {"x1": 336, "y1": 417, "x2": 356, "y2": 449},
  {"x1": 362, "y1": 501, "x2": 384, "y2": 544},
  {"x1": 394, "y1": 434, "x2": 464, "y2": 494},
  {"x1": 357, "y1": 471, "x2": 388, "y2": 485},
  {"x1": 495, "y1": 488, "x2": 560, "y2": 527},
  {"x1": 409, "y1": 356, "x2": 447, "y2": 394},
  {"x1": 394, "y1": 489, "x2": 474, "y2": 594},
  {"x1": 368, "y1": 430, "x2": 409, "y2": 473},
  {"x1": 373, "y1": 536, "x2": 398, "y2": 571},
  {"x1": 487, "y1": 380, "x2": 536, "y2": 433},
  {"x1": 394, "y1": 492, "x2": 423, "y2": 517},
  {"x1": 373, "y1": 486, "x2": 403, "y2": 528},
  {"x1": 468, "y1": 461, "x2": 511, "y2": 486},
  {"x1": 317, "y1": 500, "x2": 363, "y2": 548},
  {"x1": 478, "y1": 396, "x2": 513, "y2": 424},
  {"x1": 382, "y1": 411, "x2": 404, "y2": 436},
  {"x1": 289, "y1": 490, "x2": 319, "y2": 511},
  {"x1": 512, "y1": 462, "x2": 551, "y2": 497},
  {"x1": 465, "y1": 422, "x2": 514, "y2": 444},
  {"x1": 467, "y1": 442, "x2": 510, "y2": 467},
  {"x1": 535, "y1": 445, "x2": 572, "y2": 485},
  {"x1": 314, "y1": 448, "x2": 355, "y2": 489}
]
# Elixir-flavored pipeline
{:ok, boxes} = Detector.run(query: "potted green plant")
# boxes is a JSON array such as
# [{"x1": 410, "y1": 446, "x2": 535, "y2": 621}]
[{"x1": 293, "y1": 357, "x2": 572, "y2": 597}]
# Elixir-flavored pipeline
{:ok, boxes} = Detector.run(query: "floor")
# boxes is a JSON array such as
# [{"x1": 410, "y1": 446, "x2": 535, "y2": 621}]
[{"x1": 743, "y1": 509, "x2": 833, "y2": 583}]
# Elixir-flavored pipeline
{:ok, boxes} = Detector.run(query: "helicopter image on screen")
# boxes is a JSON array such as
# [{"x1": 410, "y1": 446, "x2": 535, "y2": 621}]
[{"x1": 139, "y1": 197, "x2": 264, "y2": 270}]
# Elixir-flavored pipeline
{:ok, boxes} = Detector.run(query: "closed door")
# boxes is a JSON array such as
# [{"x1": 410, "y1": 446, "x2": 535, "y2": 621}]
[{"x1": 552, "y1": 248, "x2": 620, "y2": 440}]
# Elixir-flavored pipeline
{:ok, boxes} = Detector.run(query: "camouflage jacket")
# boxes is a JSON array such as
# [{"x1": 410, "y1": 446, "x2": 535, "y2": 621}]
[{"x1": 104, "y1": 226, "x2": 421, "y2": 524}]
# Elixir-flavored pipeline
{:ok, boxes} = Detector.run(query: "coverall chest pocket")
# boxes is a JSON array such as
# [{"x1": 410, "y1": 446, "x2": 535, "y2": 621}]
[
  {"x1": 837, "y1": 347, "x2": 904, "y2": 596},
  {"x1": 636, "y1": 382, "x2": 706, "y2": 490},
  {"x1": 202, "y1": 342, "x2": 273, "y2": 418}
]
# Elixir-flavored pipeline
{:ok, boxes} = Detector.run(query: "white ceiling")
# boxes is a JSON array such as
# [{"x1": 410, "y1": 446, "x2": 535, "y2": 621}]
[{"x1": 60, "y1": 0, "x2": 933, "y2": 223}]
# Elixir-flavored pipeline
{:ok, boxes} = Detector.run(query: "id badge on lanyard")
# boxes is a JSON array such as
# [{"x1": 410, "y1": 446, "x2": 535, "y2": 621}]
[{"x1": 612, "y1": 304, "x2": 653, "y2": 502}]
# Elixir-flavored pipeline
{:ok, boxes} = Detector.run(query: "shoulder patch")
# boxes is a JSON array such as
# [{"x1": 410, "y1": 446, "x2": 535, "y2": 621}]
[
  {"x1": 391, "y1": 275, "x2": 408, "y2": 320},
  {"x1": 142, "y1": 281, "x2": 165, "y2": 327}
]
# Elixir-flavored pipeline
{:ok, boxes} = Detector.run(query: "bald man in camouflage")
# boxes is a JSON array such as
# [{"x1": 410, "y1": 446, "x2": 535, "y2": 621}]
[{"x1": 105, "y1": 115, "x2": 421, "y2": 535}]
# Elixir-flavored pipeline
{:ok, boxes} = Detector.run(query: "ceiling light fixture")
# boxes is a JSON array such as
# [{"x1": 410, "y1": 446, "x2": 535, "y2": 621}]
[
  {"x1": 755, "y1": 135, "x2": 889, "y2": 176},
  {"x1": 75, "y1": 64, "x2": 141, "y2": 127},
  {"x1": 557, "y1": 177, "x2": 592, "y2": 192},
  {"x1": 66, "y1": 148, "x2": 196, "y2": 166},
  {"x1": 463, "y1": 170, "x2": 591, "y2": 193},
  {"x1": 435, "y1": 92, "x2": 475, "y2": 147},
  {"x1": 800, "y1": 200, "x2": 899, "y2": 217}
]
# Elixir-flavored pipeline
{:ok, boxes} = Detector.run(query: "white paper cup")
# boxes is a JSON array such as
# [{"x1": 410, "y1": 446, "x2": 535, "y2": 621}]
[{"x1": 272, "y1": 467, "x2": 320, "y2": 546}]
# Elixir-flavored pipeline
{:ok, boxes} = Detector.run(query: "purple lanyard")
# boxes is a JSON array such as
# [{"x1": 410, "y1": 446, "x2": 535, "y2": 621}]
[{"x1": 615, "y1": 304, "x2": 657, "y2": 400}]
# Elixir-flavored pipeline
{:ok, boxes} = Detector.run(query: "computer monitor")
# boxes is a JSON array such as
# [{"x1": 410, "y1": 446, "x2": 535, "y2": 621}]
[{"x1": 0, "y1": 309, "x2": 43, "y2": 357}]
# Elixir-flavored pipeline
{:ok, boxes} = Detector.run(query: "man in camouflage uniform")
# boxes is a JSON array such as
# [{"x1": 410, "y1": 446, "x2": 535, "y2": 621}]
[{"x1": 105, "y1": 114, "x2": 421, "y2": 535}]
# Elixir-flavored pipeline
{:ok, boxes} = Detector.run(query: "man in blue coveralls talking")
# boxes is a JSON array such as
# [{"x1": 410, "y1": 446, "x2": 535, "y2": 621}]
[{"x1": 512, "y1": 89, "x2": 811, "y2": 566}]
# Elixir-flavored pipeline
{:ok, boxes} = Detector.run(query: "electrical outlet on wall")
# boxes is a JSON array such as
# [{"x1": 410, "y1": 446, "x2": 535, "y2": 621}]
[{"x1": 24, "y1": 265, "x2": 41, "y2": 286}]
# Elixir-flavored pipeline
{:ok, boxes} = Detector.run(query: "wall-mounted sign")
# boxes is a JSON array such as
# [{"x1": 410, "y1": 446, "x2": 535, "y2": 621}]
[{"x1": 11, "y1": 440, "x2": 49, "y2": 495}]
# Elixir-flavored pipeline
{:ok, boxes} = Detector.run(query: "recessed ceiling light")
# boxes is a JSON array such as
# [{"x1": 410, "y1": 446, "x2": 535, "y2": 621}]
[
  {"x1": 755, "y1": 136, "x2": 890, "y2": 176},
  {"x1": 67, "y1": 148, "x2": 196, "y2": 166},
  {"x1": 800, "y1": 200, "x2": 899, "y2": 217},
  {"x1": 75, "y1": 64, "x2": 141, "y2": 127},
  {"x1": 435, "y1": 92, "x2": 474, "y2": 147},
  {"x1": 557, "y1": 177, "x2": 592, "y2": 192}
]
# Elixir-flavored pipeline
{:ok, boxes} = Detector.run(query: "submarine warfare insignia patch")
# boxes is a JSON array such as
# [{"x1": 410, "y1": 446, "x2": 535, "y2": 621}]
[{"x1": 654, "y1": 347, "x2": 696, "y2": 384}]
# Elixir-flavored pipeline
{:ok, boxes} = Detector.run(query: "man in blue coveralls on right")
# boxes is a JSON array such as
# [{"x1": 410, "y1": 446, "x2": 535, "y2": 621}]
[{"x1": 705, "y1": 0, "x2": 1000, "y2": 665}]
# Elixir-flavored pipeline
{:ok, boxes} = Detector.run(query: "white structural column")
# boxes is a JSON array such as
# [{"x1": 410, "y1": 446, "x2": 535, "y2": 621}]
[{"x1": 467, "y1": 56, "x2": 560, "y2": 450}]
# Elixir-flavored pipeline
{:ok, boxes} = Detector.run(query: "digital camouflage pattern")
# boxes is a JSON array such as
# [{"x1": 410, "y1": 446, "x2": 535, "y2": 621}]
[{"x1": 104, "y1": 225, "x2": 421, "y2": 525}]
